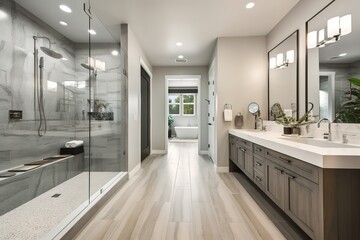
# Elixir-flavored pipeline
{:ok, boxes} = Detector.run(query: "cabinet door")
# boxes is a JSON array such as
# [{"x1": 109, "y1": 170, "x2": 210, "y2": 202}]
[
  {"x1": 265, "y1": 160, "x2": 285, "y2": 209},
  {"x1": 244, "y1": 151, "x2": 253, "y2": 179},
  {"x1": 284, "y1": 172, "x2": 319, "y2": 239},
  {"x1": 237, "y1": 147, "x2": 245, "y2": 170},
  {"x1": 229, "y1": 137, "x2": 237, "y2": 161}
]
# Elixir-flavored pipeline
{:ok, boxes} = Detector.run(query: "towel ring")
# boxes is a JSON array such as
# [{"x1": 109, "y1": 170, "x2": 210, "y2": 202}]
[{"x1": 224, "y1": 104, "x2": 232, "y2": 110}]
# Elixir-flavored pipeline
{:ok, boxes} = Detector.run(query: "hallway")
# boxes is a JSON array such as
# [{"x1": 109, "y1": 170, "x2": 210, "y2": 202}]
[{"x1": 75, "y1": 142, "x2": 285, "y2": 239}]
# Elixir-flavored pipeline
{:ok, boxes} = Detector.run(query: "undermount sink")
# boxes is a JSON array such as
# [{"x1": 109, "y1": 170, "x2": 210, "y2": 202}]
[{"x1": 279, "y1": 137, "x2": 360, "y2": 148}]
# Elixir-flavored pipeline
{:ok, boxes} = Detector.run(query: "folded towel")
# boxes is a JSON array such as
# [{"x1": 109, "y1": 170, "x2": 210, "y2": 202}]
[
  {"x1": 224, "y1": 109, "x2": 233, "y2": 122},
  {"x1": 65, "y1": 140, "x2": 84, "y2": 148}
]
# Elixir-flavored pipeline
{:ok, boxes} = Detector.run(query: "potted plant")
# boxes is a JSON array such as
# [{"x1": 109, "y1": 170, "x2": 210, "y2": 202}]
[
  {"x1": 335, "y1": 77, "x2": 360, "y2": 123},
  {"x1": 168, "y1": 115, "x2": 174, "y2": 138},
  {"x1": 275, "y1": 103, "x2": 314, "y2": 135}
]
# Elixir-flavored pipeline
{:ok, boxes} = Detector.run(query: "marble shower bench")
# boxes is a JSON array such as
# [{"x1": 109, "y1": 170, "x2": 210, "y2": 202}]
[{"x1": 0, "y1": 153, "x2": 85, "y2": 216}]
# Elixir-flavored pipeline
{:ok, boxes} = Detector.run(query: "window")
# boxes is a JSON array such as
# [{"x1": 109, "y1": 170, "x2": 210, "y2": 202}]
[
  {"x1": 169, "y1": 94, "x2": 180, "y2": 115},
  {"x1": 168, "y1": 94, "x2": 196, "y2": 116},
  {"x1": 182, "y1": 94, "x2": 195, "y2": 116}
]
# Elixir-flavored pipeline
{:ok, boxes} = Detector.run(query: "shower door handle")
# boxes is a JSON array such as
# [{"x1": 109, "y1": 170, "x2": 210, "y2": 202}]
[{"x1": 208, "y1": 123, "x2": 213, "y2": 125}]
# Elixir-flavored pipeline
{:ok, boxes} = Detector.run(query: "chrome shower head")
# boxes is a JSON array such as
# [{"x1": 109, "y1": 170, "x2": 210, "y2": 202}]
[{"x1": 40, "y1": 46, "x2": 63, "y2": 59}]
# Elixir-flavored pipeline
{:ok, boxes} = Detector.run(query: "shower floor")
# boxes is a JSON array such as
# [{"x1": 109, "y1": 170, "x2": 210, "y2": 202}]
[{"x1": 0, "y1": 171, "x2": 123, "y2": 240}]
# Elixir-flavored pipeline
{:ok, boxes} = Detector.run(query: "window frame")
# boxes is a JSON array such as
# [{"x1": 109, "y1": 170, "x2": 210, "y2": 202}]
[
  {"x1": 182, "y1": 94, "x2": 196, "y2": 116},
  {"x1": 168, "y1": 93, "x2": 181, "y2": 116}
]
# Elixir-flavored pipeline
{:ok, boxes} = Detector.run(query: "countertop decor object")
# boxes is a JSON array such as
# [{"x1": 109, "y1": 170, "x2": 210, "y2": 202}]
[{"x1": 275, "y1": 102, "x2": 315, "y2": 134}]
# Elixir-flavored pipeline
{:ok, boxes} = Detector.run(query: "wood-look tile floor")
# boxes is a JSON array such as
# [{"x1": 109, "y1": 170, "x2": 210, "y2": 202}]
[{"x1": 75, "y1": 142, "x2": 286, "y2": 240}]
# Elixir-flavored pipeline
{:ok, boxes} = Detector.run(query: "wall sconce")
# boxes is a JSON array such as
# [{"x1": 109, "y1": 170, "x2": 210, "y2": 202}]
[
  {"x1": 270, "y1": 50, "x2": 295, "y2": 70},
  {"x1": 308, "y1": 14, "x2": 351, "y2": 49}
]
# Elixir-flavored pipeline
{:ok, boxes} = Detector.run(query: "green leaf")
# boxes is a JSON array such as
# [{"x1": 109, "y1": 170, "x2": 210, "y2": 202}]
[{"x1": 348, "y1": 77, "x2": 360, "y2": 87}]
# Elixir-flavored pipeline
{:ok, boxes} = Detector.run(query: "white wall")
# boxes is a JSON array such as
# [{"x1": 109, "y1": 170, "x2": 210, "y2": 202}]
[
  {"x1": 152, "y1": 66, "x2": 209, "y2": 152},
  {"x1": 127, "y1": 26, "x2": 152, "y2": 172},
  {"x1": 266, "y1": 0, "x2": 334, "y2": 115},
  {"x1": 215, "y1": 37, "x2": 267, "y2": 169}
]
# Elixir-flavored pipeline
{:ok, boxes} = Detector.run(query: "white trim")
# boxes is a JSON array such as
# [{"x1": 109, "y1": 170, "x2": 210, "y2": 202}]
[
  {"x1": 129, "y1": 163, "x2": 141, "y2": 178},
  {"x1": 216, "y1": 166, "x2": 229, "y2": 173},
  {"x1": 151, "y1": 150, "x2": 166, "y2": 154},
  {"x1": 199, "y1": 150, "x2": 209, "y2": 155}
]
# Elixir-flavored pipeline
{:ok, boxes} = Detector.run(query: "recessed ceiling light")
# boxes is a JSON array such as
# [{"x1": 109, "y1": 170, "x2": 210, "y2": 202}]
[
  {"x1": 246, "y1": 2, "x2": 255, "y2": 9},
  {"x1": 176, "y1": 42, "x2": 183, "y2": 47},
  {"x1": 111, "y1": 50, "x2": 119, "y2": 56},
  {"x1": 61, "y1": 57, "x2": 68, "y2": 61},
  {"x1": 178, "y1": 55, "x2": 184, "y2": 59},
  {"x1": 0, "y1": 10, "x2": 8, "y2": 20},
  {"x1": 88, "y1": 29, "x2": 96, "y2": 35},
  {"x1": 339, "y1": 53, "x2": 347, "y2": 57},
  {"x1": 59, "y1": 5, "x2": 72, "y2": 13},
  {"x1": 59, "y1": 21, "x2": 68, "y2": 26}
]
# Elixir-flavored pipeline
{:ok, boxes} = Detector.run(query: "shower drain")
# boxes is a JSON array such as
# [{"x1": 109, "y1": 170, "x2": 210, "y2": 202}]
[{"x1": 52, "y1": 193, "x2": 61, "y2": 198}]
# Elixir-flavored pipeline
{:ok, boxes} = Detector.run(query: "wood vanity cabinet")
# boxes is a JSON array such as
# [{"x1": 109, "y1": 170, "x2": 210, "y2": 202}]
[
  {"x1": 236, "y1": 138, "x2": 253, "y2": 179},
  {"x1": 265, "y1": 149, "x2": 319, "y2": 239},
  {"x1": 229, "y1": 133, "x2": 360, "y2": 240}
]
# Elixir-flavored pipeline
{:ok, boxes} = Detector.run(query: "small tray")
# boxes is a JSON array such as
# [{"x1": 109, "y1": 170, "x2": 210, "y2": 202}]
[{"x1": 8, "y1": 165, "x2": 40, "y2": 172}]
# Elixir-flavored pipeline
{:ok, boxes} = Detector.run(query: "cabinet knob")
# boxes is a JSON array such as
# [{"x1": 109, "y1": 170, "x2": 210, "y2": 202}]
[
  {"x1": 279, "y1": 156, "x2": 292, "y2": 163},
  {"x1": 285, "y1": 173, "x2": 296, "y2": 179},
  {"x1": 274, "y1": 167, "x2": 284, "y2": 174},
  {"x1": 255, "y1": 176, "x2": 262, "y2": 182},
  {"x1": 255, "y1": 162, "x2": 262, "y2": 167}
]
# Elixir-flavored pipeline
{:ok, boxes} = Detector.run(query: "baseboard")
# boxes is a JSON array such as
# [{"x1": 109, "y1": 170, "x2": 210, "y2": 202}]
[
  {"x1": 129, "y1": 163, "x2": 141, "y2": 178},
  {"x1": 216, "y1": 166, "x2": 229, "y2": 172},
  {"x1": 199, "y1": 150, "x2": 209, "y2": 155},
  {"x1": 55, "y1": 173, "x2": 128, "y2": 240},
  {"x1": 151, "y1": 150, "x2": 166, "y2": 154}
]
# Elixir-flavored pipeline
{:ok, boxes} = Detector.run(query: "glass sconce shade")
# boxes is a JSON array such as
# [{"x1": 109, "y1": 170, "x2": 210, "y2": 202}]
[
  {"x1": 276, "y1": 53, "x2": 284, "y2": 66},
  {"x1": 327, "y1": 16, "x2": 340, "y2": 38},
  {"x1": 340, "y1": 14, "x2": 352, "y2": 36},
  {"x1": 269, "y1": 57, "x2": 276, "y2": 69},
  {"x1": 286, "y1": 50, "x2": 295, "y2": 64},
  {"x1": 308, "y1": 31, "x2": 317, "y2": 49}
]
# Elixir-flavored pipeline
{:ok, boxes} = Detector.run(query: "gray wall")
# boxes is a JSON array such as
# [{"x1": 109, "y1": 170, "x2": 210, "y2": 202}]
[
  {"x1": 215, "y1": 37, "x2": 267, "y2": 168},
  {"x1": 152, "y1": 66, "x2": 209, "y2": 152},
  {"x1": 127, "y1": 25, "x2": 152, "y2": 173}
]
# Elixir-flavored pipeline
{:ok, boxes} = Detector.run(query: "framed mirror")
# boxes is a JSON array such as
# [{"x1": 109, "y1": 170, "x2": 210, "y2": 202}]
[
  {"x1": 306, "y1": 0, "x2": 360, "y2": 123},
  {"x1": 268, "y1": 30, "x2": 299, "y2": 120}
]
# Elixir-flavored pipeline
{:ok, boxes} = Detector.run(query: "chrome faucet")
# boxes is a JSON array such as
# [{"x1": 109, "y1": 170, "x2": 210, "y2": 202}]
[{"x1": 317, "y1": 118, "x2": 332, "y2": 141}]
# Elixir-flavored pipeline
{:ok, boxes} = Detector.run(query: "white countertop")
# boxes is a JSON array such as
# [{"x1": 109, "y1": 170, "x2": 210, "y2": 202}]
[{"x1": 229, "y1": 129, "x2": 360, "y2": 169}]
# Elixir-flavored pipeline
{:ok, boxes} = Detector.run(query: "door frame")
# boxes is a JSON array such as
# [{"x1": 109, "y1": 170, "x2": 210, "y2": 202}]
[
  {"x1": 140, "y1": 58, "x2": 152, "y2": 159},
  {"x1": 165, "y1": 75, "x2": 201, "y2": 154}
]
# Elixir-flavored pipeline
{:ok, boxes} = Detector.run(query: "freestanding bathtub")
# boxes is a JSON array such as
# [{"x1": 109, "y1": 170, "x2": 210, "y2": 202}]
[{"x1": 174, "y1": 126, "x2": 198, "y2": 139}]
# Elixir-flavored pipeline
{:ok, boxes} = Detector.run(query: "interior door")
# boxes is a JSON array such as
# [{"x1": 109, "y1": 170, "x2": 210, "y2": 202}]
[
  {"x1": 208, "y1": 59, "x2": 215, "y2": 162},
  {"x1": 141, "y1": 67, "x2": 150, "y2": 161}
]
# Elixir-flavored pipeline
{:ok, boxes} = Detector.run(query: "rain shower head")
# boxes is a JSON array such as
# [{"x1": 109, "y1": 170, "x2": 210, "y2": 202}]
[
  {"x1": 81, "y1": 63, "x2": 95, "y2": 71},
  {"x1": 40, "y1": 47, "x2": 63, "y2": 59},
  {"x1": 33, "y1": 36, "x2": 63, "y2": 59}
]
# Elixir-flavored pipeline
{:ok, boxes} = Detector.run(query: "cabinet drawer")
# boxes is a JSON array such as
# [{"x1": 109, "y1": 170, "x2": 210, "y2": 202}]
[
  {"x1": 254, "y1": 144, "x2": 265, "y2": 157},
  {"x1": 254, "y1": 169, "x2": 265, "y2": 190},
  {"x1": 254, "y1": 155, "x2": 265, "y2": 173},
  {"x1": 236, "y1": 138, "x2": 253, "y2": 151},
  {"x1": 265, "y1": 149, "x2": 319, "y2": 184}
]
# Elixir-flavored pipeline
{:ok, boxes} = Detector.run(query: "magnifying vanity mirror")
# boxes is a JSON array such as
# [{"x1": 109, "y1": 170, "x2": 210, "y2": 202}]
[
  {"x1": 306, "y1": 0, "x2": 360, "y2": 123},
  {"x1": 248, "y1": 102, "x2": 260, "y2": 116},
  {"x1": 268, "y1": 30, "x2": 299, "y2": 121}
]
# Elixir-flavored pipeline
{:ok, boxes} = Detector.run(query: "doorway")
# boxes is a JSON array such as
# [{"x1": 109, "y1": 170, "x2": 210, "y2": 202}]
[
  {"x1": 165, "y1": 75, "x2": 201, "y2": 153},
  {"x1": 141, "y1": 67, "x2": 151, "y2": 161}
]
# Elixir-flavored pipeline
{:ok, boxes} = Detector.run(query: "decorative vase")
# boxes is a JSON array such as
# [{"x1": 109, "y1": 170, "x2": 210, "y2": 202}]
[
  {"x1": 168, "y1": 127, "x2": 172, "y2": 138},
  {"x1": 283, "y1": 127, "x2": 292, "y2": 135}
]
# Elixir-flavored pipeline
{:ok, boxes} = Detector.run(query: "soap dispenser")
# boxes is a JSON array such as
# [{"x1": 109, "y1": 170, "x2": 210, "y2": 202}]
[{"x1": 255, "y1": 116, "x2": 263, "y2": 130}]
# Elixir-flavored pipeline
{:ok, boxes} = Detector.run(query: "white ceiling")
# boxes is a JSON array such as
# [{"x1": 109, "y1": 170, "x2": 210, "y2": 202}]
[
  {"x1": 91, "y1": 0, "x2": 300, "y2": 66},
  {"x1": 14, "y1": 0, "x2": 300, "y2": 66}
]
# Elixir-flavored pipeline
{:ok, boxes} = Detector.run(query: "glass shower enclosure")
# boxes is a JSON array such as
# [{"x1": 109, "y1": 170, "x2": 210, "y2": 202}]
[{"x1": 0, "y1": 0, "x2": 127, "y2": 238}]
